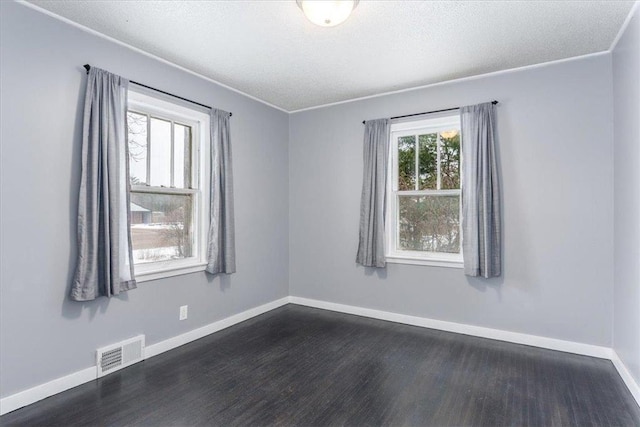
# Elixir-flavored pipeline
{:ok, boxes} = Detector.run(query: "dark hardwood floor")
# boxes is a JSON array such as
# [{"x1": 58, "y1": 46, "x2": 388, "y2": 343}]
[{"x1": 2, "y1": 304, "x2": 639, "y2": 426}]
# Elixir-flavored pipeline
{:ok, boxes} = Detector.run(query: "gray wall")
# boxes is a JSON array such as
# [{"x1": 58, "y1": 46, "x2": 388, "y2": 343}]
[
  {"x1": 0, "y1": 2, "x2": 289, "y2": 397},
  {"x1": 0, "y1": 0, "x2": 629, "y2": 402},
  {"x1": 289, "y1": 54, "x2": 614, "y2": 347},
  {"x1": 613, "y1": 5, "x2": 640, "y2": 387}
]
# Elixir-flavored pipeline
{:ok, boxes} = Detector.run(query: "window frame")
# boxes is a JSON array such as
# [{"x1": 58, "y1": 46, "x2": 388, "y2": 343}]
[
  {"x1": 386, "y1": 114, "x2": 464, "y2": 268},
  {"x1": 127, "y1": 89, "x2": 210, "y2": 282}
]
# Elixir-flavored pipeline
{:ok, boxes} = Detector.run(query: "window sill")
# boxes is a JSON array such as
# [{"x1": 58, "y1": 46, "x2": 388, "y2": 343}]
[
  {"x1": 385, "y1": 256, "x2": 464, "y2": 269},
  {"x1": 134, "y1": 262, "x2": 208, "y2": 283}
]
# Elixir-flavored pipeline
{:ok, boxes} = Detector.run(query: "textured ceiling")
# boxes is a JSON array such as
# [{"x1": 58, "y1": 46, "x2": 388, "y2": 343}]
[{"x1": 27, "y1": 1, "x2": 634, "y2": 112}]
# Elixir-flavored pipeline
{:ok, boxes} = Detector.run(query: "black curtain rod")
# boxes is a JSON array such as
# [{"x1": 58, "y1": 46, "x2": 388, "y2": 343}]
[
  {"x1": 362, "y1": 100, "x2": 498, "y2": 124},
  {"x1": 84, "y1": 64, "x2": 231, "y2": 116}
]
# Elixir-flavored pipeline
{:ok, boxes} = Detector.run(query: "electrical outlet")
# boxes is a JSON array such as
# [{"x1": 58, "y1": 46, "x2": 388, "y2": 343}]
[{"x1": 179, "y1": 305, "x2": 188, "y2": 320}]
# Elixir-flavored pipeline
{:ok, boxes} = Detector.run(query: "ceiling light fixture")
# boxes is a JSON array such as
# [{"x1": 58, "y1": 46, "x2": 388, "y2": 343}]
[{"x1": 296, "y1": 0, "x2": 359, "y2": 27}]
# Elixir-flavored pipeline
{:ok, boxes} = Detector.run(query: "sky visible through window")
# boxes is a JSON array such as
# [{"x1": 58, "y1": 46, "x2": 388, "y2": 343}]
[
  {"x1": 392, "y1": 126, "x2": 462, "y2": 256},
  {"x1": 127, "y1": 112, "x2": 192, "y2": 188},
  {"x1": 127, "y1": 110, "x2": 194, "y2": 264}
]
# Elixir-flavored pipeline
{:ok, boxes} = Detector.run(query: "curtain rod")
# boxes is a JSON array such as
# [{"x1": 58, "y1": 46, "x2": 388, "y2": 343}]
[
  {"x1": 83, "y1": 64, "x2": 232, "y2": 116},
  {"x1": 362, "y1": 100, "x2": 498, "y2": 124}
]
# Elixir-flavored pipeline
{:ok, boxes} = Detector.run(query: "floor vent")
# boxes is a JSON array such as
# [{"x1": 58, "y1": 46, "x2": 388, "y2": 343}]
[{"x1": 96, "y1": 335, "x2": 145, "y2": 378}]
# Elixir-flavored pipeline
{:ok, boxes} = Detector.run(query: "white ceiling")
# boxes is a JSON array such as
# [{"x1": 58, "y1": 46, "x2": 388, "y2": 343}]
[{"x1": 28, "y1": 1, "x2": 634, "y2": 112}]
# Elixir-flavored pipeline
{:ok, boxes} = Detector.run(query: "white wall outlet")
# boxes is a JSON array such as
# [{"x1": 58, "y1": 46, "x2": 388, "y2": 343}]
[{"x1": 179, "y1": 305, "x2": 188, "y2": 320}]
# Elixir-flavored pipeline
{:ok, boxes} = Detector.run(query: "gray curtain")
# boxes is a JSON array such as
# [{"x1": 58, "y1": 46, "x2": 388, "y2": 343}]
[
  {"x1": 356, "y1": 119, "x2": 391, "y2": 267},
  {"x1": 206, "y1": 109, "x2": 236, "y2": 274},
  {"x1": 70, "y1": 67, "x2": 136, "y2": 301},
  {"x1": 461, "y1": 102, "x2": 501, "y2": 278}
]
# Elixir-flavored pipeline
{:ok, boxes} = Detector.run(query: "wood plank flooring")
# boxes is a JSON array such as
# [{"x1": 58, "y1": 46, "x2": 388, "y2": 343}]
[{"x1": 2, "y1": 304, "x2": 639, "y2": 426}]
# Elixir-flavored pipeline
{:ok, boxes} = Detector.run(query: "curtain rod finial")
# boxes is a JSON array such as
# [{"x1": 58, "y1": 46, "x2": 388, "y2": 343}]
[{"x1": 83, "y1": 64, "x2": 91, "y2": 74}]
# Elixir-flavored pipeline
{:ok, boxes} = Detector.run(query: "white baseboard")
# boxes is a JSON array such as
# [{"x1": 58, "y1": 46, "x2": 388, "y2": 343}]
[
  {"x1": 0, "y1": 296, "x2": 289, "y2": 416},
  {"x1": 0, "y1": 367, "x2": 96, "y2": 416},
  {"x1": 3, "y1": 296, "x2": 638, "y2": 415},
  {"x1": 611, "y1": 350, "x2": 640, "y2": 407},
  {"x1": 290, "y1": 296, "x2": 640, "y2": 407},
  {"x1": 145, "y1": 296, "x2": 289, "y2": 358},
  {"x1": 289, "y1": 296, "x2": 612, "y2": 359}
]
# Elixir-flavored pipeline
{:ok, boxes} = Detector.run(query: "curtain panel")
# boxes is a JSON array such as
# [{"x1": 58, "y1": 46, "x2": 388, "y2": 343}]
[
  {"x1": 356, "y1": 118, "x2": 391, "y2": 268},
  {"x1": 461, "y1": 102, "x2": 502, "y2": 278},
  {"x1": 206, "y1": 109, "x2": 236, "y2": 274},
  {"x1": 70, "y1": 67, "x2": 136, "y2": 301}
]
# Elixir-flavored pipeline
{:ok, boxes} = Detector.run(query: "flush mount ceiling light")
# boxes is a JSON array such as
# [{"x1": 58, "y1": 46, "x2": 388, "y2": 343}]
[{"x1": 296, "y1": 0, "x2": 360, "y2": 27}]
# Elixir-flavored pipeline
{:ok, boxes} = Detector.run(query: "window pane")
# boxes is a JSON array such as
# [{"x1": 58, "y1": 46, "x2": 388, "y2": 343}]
[
  {"x1": 397, "y1": 135, "x2": 416, "y2": 191},
  {"x1": 127, "y1": 112, "x2": 148, "y2": 185},
  {"x1": 174, "y1": 124, "x2": 192, "y2": 189},
  {"x1": 440, "y1": 130, "x2": 460, "y2": 189},
  {"x1": 398, "y1": 194, "x2": 460, "y2": 253},
  {"x1": 130, "y1": 192, "x2": 193, "y2": 264},
  {"x1": 418, "y1": 133, "x2": 438, "y2": 190},
  {"x1": 149, "y1": 117, "x2": 172, "y2": 187}
]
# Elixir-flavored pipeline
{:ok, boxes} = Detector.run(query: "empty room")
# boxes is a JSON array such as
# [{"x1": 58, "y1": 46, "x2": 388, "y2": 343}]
[{"x1": 1, "y1": 0, "x2": 639, "y2": 425}]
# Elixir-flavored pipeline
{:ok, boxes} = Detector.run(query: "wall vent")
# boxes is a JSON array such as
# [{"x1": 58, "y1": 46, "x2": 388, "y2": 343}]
[{"x1": 96, "y1": 335, "x2": 145, "y2": 378}]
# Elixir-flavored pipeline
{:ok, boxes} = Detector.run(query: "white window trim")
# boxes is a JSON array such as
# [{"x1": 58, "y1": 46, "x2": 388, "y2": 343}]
[
  {"x1": 386, "y1": 114, "x2": 464, "y2": 269},
  {"x1": 128, "y1": 89, "x2": 210, "y2": 282}
]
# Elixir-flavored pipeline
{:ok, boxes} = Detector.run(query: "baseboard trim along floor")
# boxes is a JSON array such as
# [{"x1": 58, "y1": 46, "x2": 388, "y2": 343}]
[
  {"x1": 288, "y1": 297, "x2": 611, "y2": 358},
  {"x1": 0, "y1": 367, "x2": 96, "y2": 417},
  {"x1": 2, "y1": 295, "x2": 638, "y2": 415},
  {"x1": 0, "y1": 296, "x2": 290, "y2": 415},
  {"x1": 611, "y1": 350, "x2": 640, "y2": 407},
  {"x1": 288, "y1": 296, "x2": 640, "y2": 409},
  {"x1": 144, "y1": 297, "x2": 290, "y2": 359}
]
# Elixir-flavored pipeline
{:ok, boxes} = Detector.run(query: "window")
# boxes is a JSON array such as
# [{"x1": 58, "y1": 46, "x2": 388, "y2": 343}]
[
  {"x1": 386, "y1": 114, "x2": 463, "y2": 268},
  {"x1": 127, "y1": 90, "x2": 210, "y2": 281}
]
